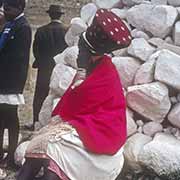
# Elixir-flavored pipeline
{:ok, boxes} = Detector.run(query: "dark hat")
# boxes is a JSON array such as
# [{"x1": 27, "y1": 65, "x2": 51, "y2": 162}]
[
  {"x1": 83, "y1": 8, "x2": 132, "y2": 54},
  {"x1": 3, "y1": 0, "x2": 26, "y2": 9},
  {"x1": 46, "y1": 5, "x2": 64, "y2": 15}
]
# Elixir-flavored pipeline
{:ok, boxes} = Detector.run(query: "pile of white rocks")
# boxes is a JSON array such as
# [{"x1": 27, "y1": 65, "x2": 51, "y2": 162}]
[{"x1": 15, "y1": 0, "x2": 180, "y2": 179}]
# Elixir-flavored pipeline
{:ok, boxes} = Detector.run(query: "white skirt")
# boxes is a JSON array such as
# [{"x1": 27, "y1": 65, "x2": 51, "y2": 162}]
[
  {"x1": 0, "y1": 94, "x2": 25, "y2": 105},
  {"x1": 47, "y1": 130, "x2": 124, "y2": 180}
]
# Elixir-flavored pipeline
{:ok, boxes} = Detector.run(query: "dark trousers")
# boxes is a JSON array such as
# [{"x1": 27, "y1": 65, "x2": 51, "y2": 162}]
[
  {"x1": 17, "y1": 158, "x2": 61, "y2": 180},
  {"x1": 0, "y1": 104, "x2": 19, "y2": 162},
  {"x1": 33, "y1": 64, "x2": 54, "y2": 124}
]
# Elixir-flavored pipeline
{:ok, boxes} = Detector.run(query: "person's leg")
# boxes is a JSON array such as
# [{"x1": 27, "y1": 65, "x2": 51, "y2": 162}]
[
  {"x1": 32, "y1": 66, "x2": 54, "y2": 128},
  {"x1": 17, "y1": 158, "x2": 46, "y2": 180},
  {"x1": 6, "y1": 105, "x2": 19, "y2": 166},
  {"x1": 0, "y1": 104, "x2": 5, "y2": 160}
]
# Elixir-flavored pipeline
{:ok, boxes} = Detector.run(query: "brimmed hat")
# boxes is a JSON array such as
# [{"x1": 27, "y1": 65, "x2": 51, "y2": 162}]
[
  {"x1": 3, "y1": 0, "x2": 26, "y2": 9},
  {"x1": 83, "y1": 8, "x2": 132, "y2": 54},
  {"x1": 46, "y1": 5, "x2": 64, "y2": 15}
]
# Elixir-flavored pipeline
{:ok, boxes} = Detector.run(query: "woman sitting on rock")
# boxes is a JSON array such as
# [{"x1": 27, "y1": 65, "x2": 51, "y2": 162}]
[{"x1": 17, "y1": 8, "x2": 132, "y2": 180}]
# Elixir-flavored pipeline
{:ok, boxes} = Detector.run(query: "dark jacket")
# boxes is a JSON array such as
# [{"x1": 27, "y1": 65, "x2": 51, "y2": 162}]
[
  {"x1": 32, "y1": 21, "x2": 67, "y2": 68},
  {"x1": 0, "y1": 15, "x2": 32, "y2": 94}
]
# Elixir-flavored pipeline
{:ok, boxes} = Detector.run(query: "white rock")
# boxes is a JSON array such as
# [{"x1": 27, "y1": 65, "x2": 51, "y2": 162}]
[
  {"x1": 177, "y1": 93, "x2": 180, "y2": 102},
  {"x1": 149, "y1": 38, "x2": 180, "y2": 56},
  {"x1": 112, "y1": 48, "x2": 128, "y2": 57},
  {"x1": 65, "y1": 17, "x2": 87, "y2": 46},
  {"x1": 63, "y1": 46, "x2": 78, "y2": 69},
  {"x1": 143, "y1": 122, "x2": 163, "y2": 137},
  {"x1": 127, "y1": 4, "x2": 178, "y2": 38},
  {"x1": 124, "y1": 133, "x2": 152, "y2": 172},
  {"x1": 134, "y1": 58, "x2": 156, "y2": 85},
  {"x1": 174, "y1": 21, "x2": 180, "y2": 46},
  {"x1": 127, "y1": 107, "x2": 134, "y2": 117},
  {"x1": 137, "y1": 126, "x2": 143, "y2": 133},
  {"x1": 54, "y1": 50, "x2": 65, "y2": 65},
  {"x1": 111, "y1": 8, "x2": 128, "y2": 19},
  {"x1": 127, "y1": 82, "x2": 171, "y2": 122},
  {"x1": 139, "y1": 133, "x2": 180, "y2": 178},
  {"x1": 168, "y1": 103, "x2": 180, "y2": 129},
  {"x1": 38, "y1": 94, "x2": 55, "y2": 129},
  {"x1": 14, "y1": 141, "x2": 30, "y2": 166},
  {"x1": 131, "y1": 29, "x2": 150, "y2": 40},
  {"x1": 70, "y1": 17, "x2": 87, "y2": 36},
  {"x1": 168, "y1": 0, "x2": 180, "y2": 6},
  {"x1": 65, "y1": 28, "x2": 79, "y2": 47},
  {"x1": 122, "y1": 0, "x2": 150, "y2": 6},
  {"x1": 112, "y1": 57, "x2": 141, "y2": 88},
  {"x1": 127, "y1": 38, "x2": 156, "y2": 61},
  {"x1": 148, "y1": 37, "x2": 165, "y2": 47},
  {"x1": 50, "y1": 63, "x2": 76, "y2": 96},
  {"x1": 127, "y1": 110, "x2": 137, "y2": 137},
  {"x1": 92, "y1": 0, "x2": 120, "y2": 8},
  {"x1": 154, "y1": 49, "x2": 180, "y2": 90},
  {"x1": 80, "y1": 3, "x2": 97, "y2": 25},
  {"x1": 165, "y1": 36, "x2": 173, "y2": 44},
  {"x1": 151, "y1": 0, "x2": 168, "y2": 5},
  {"x1": 136, "y1": 120, "x2": 144, "y2": 127}
]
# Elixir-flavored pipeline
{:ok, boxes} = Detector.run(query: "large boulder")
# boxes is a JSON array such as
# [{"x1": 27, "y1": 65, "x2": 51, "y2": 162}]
[
  {"x1": 14, "y1": 141, "x2": 30, "y2": 166},
  {"x1": 134, "y1": 58, "x2": 156, "y2": 85},
  {"x1": 124, "y1": 133, "x2": 152, "y2": 172},
  {"x1": 92, "y1": 0, "x2": 120, "y2": 8},
  {"x1": 122, "y1": 0, "x2": 150, "y2": 7},
  {"x1": 127, "y1": 4, "x2": 178, "y2": 38},
  {"x1": 168, "y1": 0, "x2": 180, "y2": 6},
  {"x1": 80, "y1": 3, "x2": 97, "y2": 25},
  {"x1": 143, "y1": 122, "x2": 163, "y2": 137},
  {"x1": 154, "y1": 49, "x2": 180, "y2": 90},
  {"x1": 139, "y1": 133, "x2": 180, "y2": 179},
  {"x1": 112, "y1": 57, "x2": 141, "y2": 88},
  {"x1": 168, "y1": 103, "x2": 180, "y2": 129},
  {"x1": 173, "y1": 21, "x2": 180, "y2": 46},
  {"x1": 65, "y1": 17, "x2": 87, "y2": 47},
  {"x1": 50, "y1": 63, "x2": 76, "y2": 96},
  {"x1": 127, "y1": 82, "x2": 171, "y2": 122},
  {"x1": 127, "y1": 38, "x2": 156, "y2": 61},
  {"x1": 127, "y1": 110, "x2": 137, "y2": 137}
]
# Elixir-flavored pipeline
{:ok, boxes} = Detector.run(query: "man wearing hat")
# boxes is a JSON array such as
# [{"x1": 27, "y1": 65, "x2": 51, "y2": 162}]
[
  {"x1": 25, "y1": 4, "x2": 67, "y2": 131},
  {"x1": 17, "y1": 8, "x2": 132, "y2": 180},
  {"x1": 0, "y1": 0, "x2": 32, "y2": 168}
]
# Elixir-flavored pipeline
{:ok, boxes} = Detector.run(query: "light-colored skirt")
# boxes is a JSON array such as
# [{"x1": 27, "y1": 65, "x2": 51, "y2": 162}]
[{"x1": 26, "y1": 117, "x2": 124, "y2": 180}]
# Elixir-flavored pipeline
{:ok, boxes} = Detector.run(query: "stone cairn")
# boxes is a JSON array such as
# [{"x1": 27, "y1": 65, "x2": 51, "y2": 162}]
[{"x1": 15, "y1": 0, "x2": 180, "y2": 179}]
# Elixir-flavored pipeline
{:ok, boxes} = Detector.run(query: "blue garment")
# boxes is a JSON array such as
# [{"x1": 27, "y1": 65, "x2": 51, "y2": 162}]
[{"x1": 0, "y1": 20, "x2": 15, "y2": 51}]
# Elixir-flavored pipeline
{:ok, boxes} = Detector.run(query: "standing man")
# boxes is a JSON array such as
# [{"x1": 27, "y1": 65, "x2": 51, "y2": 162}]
[
  {"x1": 0, "y1": 0, "x2": 32, "y2": 168},
  {"x1": 25, "y1": 5, "x2": 67, "y2": 131}
]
